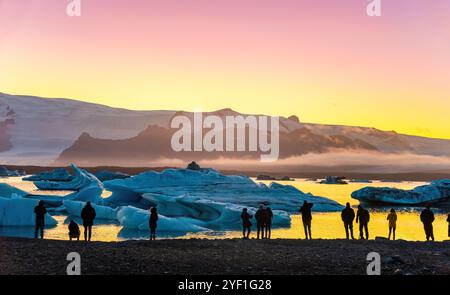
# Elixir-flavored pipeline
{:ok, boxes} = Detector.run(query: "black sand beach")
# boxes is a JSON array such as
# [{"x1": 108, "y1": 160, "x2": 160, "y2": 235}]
[{"x1": 1, "y1": 237, "x2": 449, "y2": 275}]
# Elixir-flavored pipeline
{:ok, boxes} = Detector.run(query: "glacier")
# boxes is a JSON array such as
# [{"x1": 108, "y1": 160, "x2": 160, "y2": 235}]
[{"x1": 351, "y1": 180, "x2": 450, "y2": 205}]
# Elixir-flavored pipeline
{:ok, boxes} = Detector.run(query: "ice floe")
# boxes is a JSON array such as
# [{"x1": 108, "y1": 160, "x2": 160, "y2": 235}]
[
  {"x1": 94, "y1": 170, "x2": 130, "y2": 182},
  {"x1": 23, "y1": 168, "x2": 72, "y2": 182},
  {"x1": 33, "y1": 164, "x2": 102, "y2": 191},
  {"x1": 116, "y1": 206, "x2": 209, "y2": 232},
  {"x1": 63, "y1": 200, "x2": 118, "y2": 220},
  {"x1": 1, "y1": 165, "x2": 345, "y2": 235},
  {"x1": 103, "y1": 168, "x2": 343, "y2": 212},
  {"x1": 0, "y1": 183, "x2": 28, "y2": 198},
  {"x1": 351, "y1": 180, "x2": 450, "y2": 205},
  {"x1": 0, "y1": 196, "x2": 57, "y2": 226}
]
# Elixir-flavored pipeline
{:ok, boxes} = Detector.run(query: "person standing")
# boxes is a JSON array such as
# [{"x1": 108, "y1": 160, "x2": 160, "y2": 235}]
[
  {"x1": 447, "y1": 212, "x2": 450, "y2": 238},
  {"x1": 255, "y1": 205, "x2": 266, "y2": 239},
  {"x1": 356, "y1": 205, "x2": 370, "y2": 240},
  {"x1": 387, "y1": 209, "x2": 397, "y2": 240},
  {"x1": 149, "y1": 207, "x2": 158, "y2": 240},
  {"x1": 341, "y1": 203, "x2": 355, "y2": 240},
  {"x1": 264, "y1": 207, "x2": 273, "y2": 239},
  {"x1": 81, "y1": 201, "x2": 96, "y2": 242},
  {"x1": 299, "y1": 201, "x2": 313, "y2": 239},
  {"x1": 241, "y1": 208, "x2": 252, "y2": 239},
  {"x1": 420, "y1": 206, "x2": 435, "y2": 241},
  {"x1": 34, "y1": 200, "x2": 47, "y2": 239}
]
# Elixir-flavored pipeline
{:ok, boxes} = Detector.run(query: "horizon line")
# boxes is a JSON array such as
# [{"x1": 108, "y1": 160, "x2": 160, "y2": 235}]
[{"x1": 2, "y1": 90, "x2": 449, "y2": 141}]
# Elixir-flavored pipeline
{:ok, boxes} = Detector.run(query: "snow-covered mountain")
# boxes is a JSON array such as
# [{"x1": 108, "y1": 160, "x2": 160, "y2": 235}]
[
  {"x1": 1, "y1": 92, "x2": 450, "y2": 169},
  {"x1": 0, "y1": 92, "x2": 175, "y2": 164}
]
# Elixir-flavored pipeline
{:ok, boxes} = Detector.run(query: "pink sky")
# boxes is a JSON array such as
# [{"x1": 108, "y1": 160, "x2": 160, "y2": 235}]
[{"x1": 1, "y1": 0, "x2": 450, "y2": 138}]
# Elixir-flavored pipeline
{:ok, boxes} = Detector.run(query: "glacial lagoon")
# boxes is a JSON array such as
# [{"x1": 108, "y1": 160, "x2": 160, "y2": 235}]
[{"x1": 0, "y1": 176, "x2": 449, "y2": 242}]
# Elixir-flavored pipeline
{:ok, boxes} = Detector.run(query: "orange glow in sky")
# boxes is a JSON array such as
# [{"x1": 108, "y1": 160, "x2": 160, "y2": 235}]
[{"x1": 1, "y1": 0, "x2": 450, "y2": 139}]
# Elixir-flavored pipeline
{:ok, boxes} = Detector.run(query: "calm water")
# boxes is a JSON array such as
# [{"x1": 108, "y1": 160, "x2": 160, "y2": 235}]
[{"x1": 1, "y1": 177, "x2": 449, "y2": 241}]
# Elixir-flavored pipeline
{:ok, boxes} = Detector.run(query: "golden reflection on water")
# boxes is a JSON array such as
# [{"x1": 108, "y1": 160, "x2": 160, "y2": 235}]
[
  {"x1": 45, "y1": 216, "x2": 123, "y2": 242},
  {"x1": 185, "y1": 213, "x2": 450, "y2": 241},
  {"x1": 1, "y1": 177, "x2": 449, "y2": 242},
  {"x1": 256, "y1": 179, "x2": 427, "y2": 206},
  {"x1": 186, "y1": 180, "x2": 450, "y2": 241}
]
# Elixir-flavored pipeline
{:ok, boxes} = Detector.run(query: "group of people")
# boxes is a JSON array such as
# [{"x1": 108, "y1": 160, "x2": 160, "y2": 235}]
[
  {"x1": 240, "y1": 200, "x2": 315, "y2": 240},
  {"x1": 340, "y1": 204, "x2": 442, "y2": 241},
  {"x1": 241, "y1": 205, "x2": 274, "y2": 239},
  {"x1": 340, "y1": 203, "x2": 371, "y2": 240},
  {"x1": 33, "y1": 201, "x2": 96, "y2": 241},
  {"x1": 34, "y1": 199, "x2": 450, "y2": 242},
  {"x1": 241, "y1": 201, "x2": 450, "y2": 241},
  {"x1": 34, "y1": 199, "x2": 159, "y2": 241}
]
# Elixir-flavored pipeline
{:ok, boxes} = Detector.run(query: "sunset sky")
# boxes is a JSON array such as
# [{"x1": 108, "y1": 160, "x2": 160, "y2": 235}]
[{"x1": 1, "y1": 0, "x2": 449, "y2": 139}]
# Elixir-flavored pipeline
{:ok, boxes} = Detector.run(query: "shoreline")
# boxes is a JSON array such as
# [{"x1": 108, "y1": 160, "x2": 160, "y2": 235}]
[{"x1": 1, "y1": 237, "x2": 449, "y2": 275}]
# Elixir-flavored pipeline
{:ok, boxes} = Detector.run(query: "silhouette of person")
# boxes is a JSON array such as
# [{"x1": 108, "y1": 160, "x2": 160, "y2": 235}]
[
  {"x1": 149, "y1": 207, "x2": 158, "y2": 240},
  {"x1": 255, "y1": 205, "x2": 266, "y2": 239},
  {"x1": 68, "y1": 219, "x2": 80, "y2": 241},
  {"x1": 81, "y1": 201, "x2": 96, "y2": 241},
  {"x1": 241, "y1": 208, "x2": 252, "y2": 239},
  {"x1": 420, "y1": 206, "x2": 435, "y2": 241},
  {"x1": 447, "y1": 212, "x2": 450, "y2": 238},
  {"x1": 387, "y1": 209, "x2": 397, "y2": 240},
  {"x1": 341, "y1": 202, "x2": 355, "y2": 239},
  {"x1": 299, "y1": 201, "x2": 313, "y2": 239},
  {"x1": 264, "y1": 207, "x2": 273, "y2": 239},
  {"x1": 356, "y1": 205, "x2": 370, "y2": 239},
  {"x1": 34, "y1": 200, "x2": 47, "y2": 239}
]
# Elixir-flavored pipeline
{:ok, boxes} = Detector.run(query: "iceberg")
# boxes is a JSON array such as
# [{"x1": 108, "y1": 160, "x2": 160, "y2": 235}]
[
  {"x1": 0, "y1": 183, "x2": 66, "y2": 207},
  {"x1": 29, "y1": 164, "x2": 104, "y2": 204},
  {"x1": 94, "y1": 170, "x2": 130, "y2": 182},
  {"x1": 63, "y1": 182, "x2": 104, "y2": 204},
  {"x1": 116, "y1": 206, "x2": 208, "y2": 232},
  {"x1": 141, "y1": 194, "x2": 291, "y2": 229},
  {"x1": 0, "y1": 196, "x2": 57, "y2": 226},
  {"x1": 0, "y1": 183, "x2": 28, "y2": 198},
  {"x1": 63, "y1": 200, "x2": 118, "y2": 220},
  {"x1": 33, "y1": 164, "x2": 102, "y2": 191},
  {"x1": 351, "y1": 180, "x2": 450, "y2": 205},
  {"x1": 0, "y1": 166, "x2": 24, "y2": 177},
  {"x1": 24, "y1": 194, "x2": 65, "y2": 208},
  {"x1": 0, "y1": 166, "x2": 344, "y2": 237},
  {"x1": 104, "y1": 168, "x2": 343, "y2": 212},
  {"x1": 68, "y1": 192, "x2": 290, "y2": 232},
  {"x1": 23, "y1": 168, "x2": 72, "y2": 182}
]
